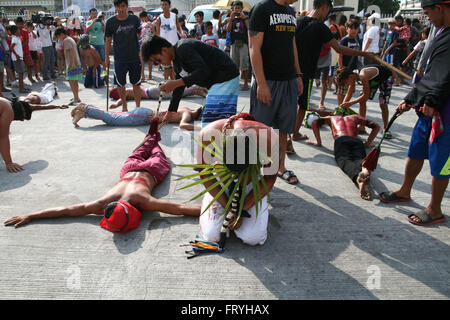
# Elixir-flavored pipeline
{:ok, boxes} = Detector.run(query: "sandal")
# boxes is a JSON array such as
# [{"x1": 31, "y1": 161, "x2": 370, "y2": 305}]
[
  {"x1": 384, "y1": 131, "x2": 393, "y2": 139},
  {"x1": 407, "y1": 210, "x2": 446, "y2": 226},
  {"x1": 278, "y1": 170, "x2": 298, "y2": 185},
  {"x1": 379, "y1": 191, "x2": 411, "y2": 203},
  {"x1": 286, "y1": 139, "x2": 295, "y2": 154}
]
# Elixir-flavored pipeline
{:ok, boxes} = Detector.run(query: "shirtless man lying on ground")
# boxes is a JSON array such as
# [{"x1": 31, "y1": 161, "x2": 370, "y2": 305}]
[
  {"x1": 0, "y1": 95, "x2": 68, "y2": 173},
  {"x1": 71, "y1": 103, "x2": 202, "y2": 131},
  {"x1": 4, "y1": 130, "x2": 200, "y2": 229},
  {"x1": 109, "y1": 85, "x2": 207, "y2": 111},
  {"x1": 306, "y1": 110, "x2": 380, "y2": 200}
]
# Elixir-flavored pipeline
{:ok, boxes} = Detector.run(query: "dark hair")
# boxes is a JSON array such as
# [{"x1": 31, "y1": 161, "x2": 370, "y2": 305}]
[
  {"x1": 139, "y1": 11, "x2": 148, "y2": 18},
  {"x1": 213, "y1": 10, "x2": 220, "y2": 19},
  {"x1": 405, "y1": 18, "x2": 411, "y2": 25},
  {"x1": 194, "y1": 11, "x2": 204, "y2": 17},
  {"x1": 15, "y1": 16, "x2": 24, "y2": 24},
  {"x1": 89, "y1": 8, "x2": 97, "y2": 13},
  {"x1": 336, "y1": 67, "x2": 355, "y2": 85},
  {"x1": 9, "y1": 25, "x2": 18, "y2": 34},
  {"x1": 345, "y1": 20, "x2": 360, "y2": 29},
  {"x1": 422, "y1": 26, "x2": 431, "y2": 37},
  {"x1": 171, "y1": 8, "x2": 178, "y2": 15},
  {"x1": 114, "y1": 0, "x2": 128, "y2": 6},
  {"x1": 26, "y1": 21, "x2": 33, "y2": 27},
  {"x1": 223, "y1": 135, "x2": 251, "y2": 173},
  {"x1": 338, "y1": 15, "x2": 347, "y2": 26},
  {"x1": 328, "y1": 14, "x2": 337, "y2": 21},
  {"x1": 161, "y1": 0, "x2": 171, "y2": 5},
  {"x1": 233, "y1": 0, "x2": 243, "y2": 7},
  {"x1": 313, "y1": 0, "x2": 333, "y2": 10},
  {"x1": 395, "y1": 15, "x2": 403, "y2": 21},
  {"x1": 141, "y1": 35, "x2": 172, "y2": 62},
  {"x1": 54, "y1": 27, "x2": 67, "y2": 37},
  {"x1": 205, "y1": 21, "x2": 213, "y2": 27},
  {"x1": 412, "y1": 18, "x2": 420, "y2": 24}
]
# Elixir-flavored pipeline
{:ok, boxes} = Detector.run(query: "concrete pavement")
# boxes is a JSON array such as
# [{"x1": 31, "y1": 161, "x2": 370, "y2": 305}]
[{"x1": 0, "y1": 70, "x2": 448, "y2": 300}]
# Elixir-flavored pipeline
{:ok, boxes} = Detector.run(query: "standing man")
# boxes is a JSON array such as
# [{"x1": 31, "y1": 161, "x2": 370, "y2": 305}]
[
  {"x1": 292, "y1": 0, "x2": 374, "y2": 144},
  {"x1": 155, "y1": 0, "x2": 182, "y2": 80},
  {"x1": 38, "y1": 16, "x2": 56, "y2": 81},
  {"x1": 55, "y1": 28, "x2": 82, "y2": 105},
  {"x1": 379, "y1": 0, "x2": 450, "y2": 227},
  {"x1": 86, "y1": 8, "x2": 106, "y2": 70},
  {"x1": 248, "y1": 0, "x2": 303, "y2": 185},
  {"x1": 362, "y1": 14, "x2": 380, "y2": 66},
  {"x1": 105, "y1": 0, "x2": 142, "y2": 112},
  {"x1": 141, "y1": 35, "x2": 239, "y2": 127},
  {"x1": 227, "y1": 1, "x2": 250, "y2": 91}
]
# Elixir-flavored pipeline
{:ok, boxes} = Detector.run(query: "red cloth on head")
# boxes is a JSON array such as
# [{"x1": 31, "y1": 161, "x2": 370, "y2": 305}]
[{"x1": 100, "y1": 201, "x2": 142, "y2": 233}]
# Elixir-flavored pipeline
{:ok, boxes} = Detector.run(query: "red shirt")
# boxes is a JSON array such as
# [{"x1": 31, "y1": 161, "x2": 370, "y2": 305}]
[{"x1": 20, "y1": 28, "x2": 30, "y2": 54}]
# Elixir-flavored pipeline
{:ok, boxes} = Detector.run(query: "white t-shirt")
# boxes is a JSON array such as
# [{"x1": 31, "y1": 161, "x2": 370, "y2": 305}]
[
  {"x1": 38, "y1": 25, "x2": 55, "y2": 47},
  {"x1": 211, "y1": 18, "x2": 219, "y2": 36},
  {"x1": 159, "y1": 12, "x2": 179, "y2": 46},
  {"x1": 28, "y1": 31, "x2": 37, "y2": 51},
  {"x1": 11, "y1": 35, "x2": 23, "y2": 61},
  {"x1": 363, "y1": 25, "x2": 380, "y2": 53}
]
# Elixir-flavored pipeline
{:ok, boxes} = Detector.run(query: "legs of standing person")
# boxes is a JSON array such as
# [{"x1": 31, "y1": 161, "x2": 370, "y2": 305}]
[
  {"x1": 319, "y1": 67, "x2": 329, "y2": 109},
  {"x1": 293, "y1": 77, "x2": 312, "y2": 141},
  {"x1": 24, "y1": 53, "x2": 35, "y2": 83},
  {"x1": 114, "y1": 61, "x2": 129, "y2": 112},
  {"x1": 250, "y1": 78, "x2": 298, "y2": 184},
  {"x1": 0, "y1": 62, "x2": 5, "y2": 96},
  {"x1": 42, "y1": 46, "x2": 51, "y2": 79},
  {"x1": 68, "y1": 80, "x2": 80, "y2": 102},
  {"x1": 131, "y1": 61, "x2": 142, "y2": 108},
  {"x1": 84, "y1": 67, "x2": 94, "y2": 88},
  {"x1": 379, "y1": 78, "x2": 392, "y2": 134}
]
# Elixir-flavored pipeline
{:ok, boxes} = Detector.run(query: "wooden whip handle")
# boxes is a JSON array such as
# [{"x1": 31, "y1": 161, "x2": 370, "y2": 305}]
[{"x1": 372, "y1": 55, "x2": 413, "y2": 81}]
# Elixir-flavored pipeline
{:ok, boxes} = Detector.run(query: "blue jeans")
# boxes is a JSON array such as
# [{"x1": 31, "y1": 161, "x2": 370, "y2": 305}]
[
  {"x1": 92, "y1": 44, "x2": 105, "y2": 62},
  {"x1": 84, "y1": 105, "x2": 152, "y2": 126}
]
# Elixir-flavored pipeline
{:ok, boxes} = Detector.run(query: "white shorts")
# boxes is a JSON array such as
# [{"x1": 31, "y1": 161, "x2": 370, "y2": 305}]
[
  {"x1": 35, "y1": 82, "x2": 56, "y2": 104},
  {"x1": 199, "y1": 185, "x2": 269, "y2": 246}
]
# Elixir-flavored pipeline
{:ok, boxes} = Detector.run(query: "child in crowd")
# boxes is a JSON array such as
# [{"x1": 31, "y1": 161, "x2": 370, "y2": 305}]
[
  {"x1": 9, "y1": 25, "x2": 28, "y2": 93},
  {"x1": 139, "y1": 11, "x2": 153, "y2": 81},
  {"x1": 381, "y1": 18, "x2": 400, "y2": 86},
  {"x1": 201, "y1": 22, "x2": 219, "y2": 47},
  {"x1": 55, "y1": 27, "x2": 83, "y2": 105},
  {"x1": 402, "y1": 26, "x2": 430, "y2": 85},
  {"x1": 337, "y1": 20, "x2": 361, "y2": 106}
]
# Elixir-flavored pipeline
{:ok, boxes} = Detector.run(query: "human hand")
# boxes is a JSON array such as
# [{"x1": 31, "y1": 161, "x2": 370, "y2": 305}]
[
  {"x1": 6, "y1": 162, "x2": 24, "y2": 173},
  {"x1": 160, "y1": 80, "x2": 178, "y2": 93},
  {"x1": 340, "y1": 101, "x2": 352, "y2": 109},
  {"x1": 228, "y1": 214, "x2": 243, "y2": 230},
  {"x1": 402, "y1": 60, "x2": 407, "y2": 66},
  {"x1": 257, "y1": 82, "x2": 271, "y2": 105},
  {"x1": 396, "y1": 100, "x2": 411, "y2": 115},
  {"x1": 4, "y1": 215, "x2": 31, "y2": 228},
  {"x1": 420, "y1": 104, "x2": 435, "y2": 117}
]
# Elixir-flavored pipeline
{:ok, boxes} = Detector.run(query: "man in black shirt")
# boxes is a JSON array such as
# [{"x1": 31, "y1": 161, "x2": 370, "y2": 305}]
[
  {"x1": 249, "y1": 0, "x2": 303, "y2": 185},
  {"x1": 292, "y1": 0, "x2": 374, "y2": 142},
  {"x1": 141, "y1": 36, "x2": 240, "y2": 127},
  {"x1": 105, "y1": 0, "x2": 142, "y2": 112}
]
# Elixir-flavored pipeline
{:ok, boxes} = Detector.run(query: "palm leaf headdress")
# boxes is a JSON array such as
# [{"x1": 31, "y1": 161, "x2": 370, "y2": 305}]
[{"x1": 178, "y1": 114, "x2": 272, "y2": 256}]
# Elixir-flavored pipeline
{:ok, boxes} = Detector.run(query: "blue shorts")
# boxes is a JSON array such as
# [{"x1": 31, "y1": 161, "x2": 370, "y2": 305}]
[
  {"x1": 201, "y1": 76, "x2": 239, "y2": 128},
  {"x1": 382, "y1": 54, "x2": 395, "y2": 66},
  {"x1": 113, "y1": 60, "x2": 142, "y2": 87},
  {"x1": 408, "y1": 116, "x2": 450, "y2": 178},
  {"x1": 84, "y1": 66, "x2": 105, "y2": 88}
]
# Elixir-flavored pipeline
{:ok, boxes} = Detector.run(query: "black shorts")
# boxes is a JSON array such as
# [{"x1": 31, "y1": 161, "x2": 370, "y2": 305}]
[
  {"x1": 113, "y1": 61, "x2": 142, "y2": 87},
  {"x1": 369, "y1": 78, "x2": 393, "y2": 105},
  {"x1": 394, "y1": 48, "x2": 407, "y2": 67},
  {"x1": 30, "y1": 51, "x2": 38, "y2": 61},
  {"x1": 298, "y1": 77, "x2": 314, "y2": 111}
]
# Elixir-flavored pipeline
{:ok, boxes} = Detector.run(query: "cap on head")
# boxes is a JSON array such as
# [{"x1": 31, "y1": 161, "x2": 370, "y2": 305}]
[
  {"x1": 100, "y1": 201, "x2": 142, "y2": 233},
  {"x1": 110, "y1": 87, "x2": 120, "y2": 100}
]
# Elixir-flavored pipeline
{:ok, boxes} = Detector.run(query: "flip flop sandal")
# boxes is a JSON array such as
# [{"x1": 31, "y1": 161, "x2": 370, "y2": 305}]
[
  {"x1": 407, "y1": 211, "x2": 446, "y2": 226},
  {"x1": 286, "y1": 139, "x2": 295, "y2": 154},
  {"x1": 379, "y1": 191, "x2": 411, "y2": 203},
  {"x1": 278, "y1": 170, "x2": 298, "y2": 185},
  {"x1": 384, "y1": 131, "x2": 393, "y2": 139}
]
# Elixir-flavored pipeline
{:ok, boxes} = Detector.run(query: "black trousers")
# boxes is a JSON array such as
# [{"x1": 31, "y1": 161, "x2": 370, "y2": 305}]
[{"x1": 334, "y1": 136, "x2": 366, "y2": 183}]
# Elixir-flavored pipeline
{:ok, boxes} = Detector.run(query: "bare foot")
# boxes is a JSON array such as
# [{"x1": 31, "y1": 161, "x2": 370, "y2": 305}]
[
  {"x1": 71, "y1": 103, "x2": 86, "y2": 127},
  {"x1": 109, "y1": 103, "x2": 119, "y2": 109},
  {"x1": 357, "y1": 169, "x2": 371, "y2": 201},
  {"x1": 306, "y1": 140, "x2": 322, "y2": 147},
  {"x1": 292, "y1": 132, "x2": 308, "y2": 141}
]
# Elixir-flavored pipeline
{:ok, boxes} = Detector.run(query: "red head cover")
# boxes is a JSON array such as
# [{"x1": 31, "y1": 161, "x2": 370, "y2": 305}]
[
  {"x1": 109, "y1": 87, "x2": 120, "y2": 100},
  {"x1": 100, "y1": 201, "x2": 142, "y2": 234}
]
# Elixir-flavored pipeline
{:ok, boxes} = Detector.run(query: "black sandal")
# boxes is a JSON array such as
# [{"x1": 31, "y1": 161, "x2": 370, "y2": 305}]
[{"x1": 278, "y1": 170, "x2": 298, "y2": 185}]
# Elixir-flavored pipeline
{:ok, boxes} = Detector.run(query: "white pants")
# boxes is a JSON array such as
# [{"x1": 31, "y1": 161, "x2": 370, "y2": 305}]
[
  {"x1": 34, "y1": 82, "x2": 56, "y2": 104},
  {"x1": 199, "y1": 187, "x2": 269, "y2": 246}
]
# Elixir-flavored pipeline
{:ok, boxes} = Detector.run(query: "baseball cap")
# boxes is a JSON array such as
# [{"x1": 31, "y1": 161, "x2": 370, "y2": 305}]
[{"x1": 100, "y1": 201, "x2": 142, "y2": 233}]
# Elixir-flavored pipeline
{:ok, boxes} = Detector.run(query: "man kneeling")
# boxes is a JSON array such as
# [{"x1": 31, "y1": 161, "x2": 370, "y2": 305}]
[
  {"x1": 306, "y1": 109, "x2": 380, "y2": 200},
  {"x1": 4, "y1": 130, "x2": 200, "y2": 230}
]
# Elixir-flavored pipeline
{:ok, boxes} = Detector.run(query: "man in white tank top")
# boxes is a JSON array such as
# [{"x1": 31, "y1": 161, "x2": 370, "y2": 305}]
[{"x1": 155, "y1": 0, "x2": 182, "y2": 80}]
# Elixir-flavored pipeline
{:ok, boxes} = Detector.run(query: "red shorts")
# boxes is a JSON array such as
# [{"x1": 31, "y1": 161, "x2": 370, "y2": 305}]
[{"x1": 23, "y1": 53, "x2": 34, "y2": 67}]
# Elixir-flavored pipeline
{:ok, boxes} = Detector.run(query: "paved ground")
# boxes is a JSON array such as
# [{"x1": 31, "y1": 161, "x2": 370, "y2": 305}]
[{"x1": 0, "y1": 69, "x2": 449, "y2": 300}]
